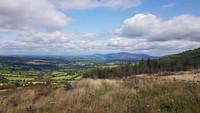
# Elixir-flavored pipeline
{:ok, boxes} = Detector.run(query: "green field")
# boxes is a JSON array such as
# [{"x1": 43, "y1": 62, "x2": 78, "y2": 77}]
[
  {"x1": 51, "y1": 75, "x2": 75, "y2": 80},
  {"x1": 27, "y1": 70, "x2": 40, "y2": 76},
  {"x1": 74, "y1": 75, "x2": 83, "y2": 80},
  {"x1": 0, "y1": 68, "x2": 40, "y2": 76},
  {"x1": 5, "y1": 77, "x2": 35, "y2": 81},
  {"x1": 52, "y1": 71, "x2": 68, "y2": 76}
]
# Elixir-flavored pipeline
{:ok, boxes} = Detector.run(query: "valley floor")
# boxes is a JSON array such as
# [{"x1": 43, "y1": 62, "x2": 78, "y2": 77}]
[{"x1": 0, "y1": 70, "x2": 200, "y2": 113}]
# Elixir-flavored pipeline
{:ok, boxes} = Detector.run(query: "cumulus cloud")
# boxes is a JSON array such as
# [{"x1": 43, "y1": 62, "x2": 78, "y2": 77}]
[
  {"x1": 109, "y1": 13, "x2": 200, "y2": 55},
  {"x1": 120, "y1": 14, "x2": 160, "y2": 37},
  {"x1": 16, "y1": 30, "x2": 96, "y2": 44},
  {"x1": 108, "y1": 38, "x2": 200, "y2": 56},
  {"x1": 0, "y1": 39, "x2": 108, "y2": 55},
  {"x1": 0, "y1": 0, "x2": 71, "y2": 31},
  {"x1": 1, "y1": 35, "x2": 200, "y2": 56},
  {"x1": 53, "y1": 0, "x2": 141, "y2": 10},
  {"x1": 108, "y1": 38, "x2": 144, "y2": 47},
  {"x1": 119, "y1": 13, "x2": 200, "y2": 42},
  {"x1": 17, "y1": 31, "x2": 70, "y2": 44},
  {"x1": 1, "y1": 5, "x2": 200, "y2": 56}
]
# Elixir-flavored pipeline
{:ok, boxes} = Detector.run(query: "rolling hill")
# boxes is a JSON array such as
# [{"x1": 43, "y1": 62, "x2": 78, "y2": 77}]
[
  {"x1": 96, "y1": 52, "x2": 157, "y2": 59},
  {"x1": 84, "y1": 52, "x2": 159, "y2": 63},
  {"x1": 159, "y1": 48, "x2": 200, "y2": 65}
]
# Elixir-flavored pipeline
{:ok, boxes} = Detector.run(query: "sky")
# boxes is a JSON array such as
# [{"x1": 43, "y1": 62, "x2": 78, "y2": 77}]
[{"x1": 0, "y1": 0, "x2": 200, "y2": 56}]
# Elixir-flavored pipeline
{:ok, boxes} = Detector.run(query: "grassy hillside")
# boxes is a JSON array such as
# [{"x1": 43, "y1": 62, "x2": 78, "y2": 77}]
[
  {"x1": 0, "y1": 70, "x2": 200, "y2": 113},
  {"x1": 159, "y1": 48, "x2": 200, "y2": 65},
  {"x1": 83, "y1": 48, "x2": 200, "y2": 79}
]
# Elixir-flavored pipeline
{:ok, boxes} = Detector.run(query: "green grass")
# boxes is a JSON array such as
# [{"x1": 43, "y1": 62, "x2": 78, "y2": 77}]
[
  {"x1": 52, "y1": 71, "x2": 67, "y2": 76},
  {"x1": 74, "y1": 75, "x2": 83, "y2": 80},
  {"x1": 0, "y1": 69, "x2": 40, "y2": 76},
  {"x1": 5, "y1": 77, "x2": 35, "y2": 81},
  {"x1": 27, "y1": 70, "x2": 40, "y2": 75},
  {"x1": 51, "y1": 75, "x2": 74, "y2": 80}
]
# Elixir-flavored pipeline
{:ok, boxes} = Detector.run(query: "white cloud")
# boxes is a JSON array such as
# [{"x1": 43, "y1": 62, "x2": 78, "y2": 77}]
[
  {"x1": 16, "y1": 30, "x2": 97, "y2": 44},
  {"x1": 1, "y1": 34, "x2": 200, "y2": 56},
  {"x1": 108, "y1": 38, "x2": 200, "y2": 56},
  {"x1": 53, "y1": 0, "x2": 141, "y2": 10},
  {"x1": 161, "y1": 3, "x2": 175, "y2": 8},
  {"x1": 108, "y1": 14, "x2": 200, "y2": 55},
  {"x1": 0, "y1": 39, "x2": 108, "y2": 55},
  {"x1": 120, "y1": 14, "x2": 160, "y2": 37},
  {"x1": 0, "y1": 28, "x2": 104, "y2": 55},
  {"x1": 119, "y1": 13, "x2": 200, "y2": 42},
  {"x1": 17, "y1": 31, "x2": 70, "y2": 44},
  {"x1": 108, "y1": 38, "x2": 144, "y2": 47},
  {"x1": 0, "y1": 0, "x2": 71, "y2": 31},
  {"x1": 1, "y1": 7, "x2": 200, "y2": 56}
]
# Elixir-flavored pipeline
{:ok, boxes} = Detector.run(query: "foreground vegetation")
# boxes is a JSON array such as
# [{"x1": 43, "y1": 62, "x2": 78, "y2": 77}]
[{"x1": 0, "y1": 70, "x2": 200, "y2": 113}]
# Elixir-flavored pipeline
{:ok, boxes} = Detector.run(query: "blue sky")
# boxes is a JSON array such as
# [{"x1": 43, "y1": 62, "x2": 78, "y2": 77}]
[
  {"x1": 64, "y1": 0, "x2": 200, "y2": 33},
  {"x1": 0, "y1": 0, "x2": 200, "y2": 56}
]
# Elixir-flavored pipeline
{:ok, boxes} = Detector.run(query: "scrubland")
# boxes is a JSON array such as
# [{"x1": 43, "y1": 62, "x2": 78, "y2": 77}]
[{"x1": 0, "y1": 70, "x2": 200, "y2": 113}]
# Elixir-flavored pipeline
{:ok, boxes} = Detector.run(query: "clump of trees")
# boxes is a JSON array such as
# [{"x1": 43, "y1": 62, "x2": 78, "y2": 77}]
[
  {"x1": 0, "y1": 76, "x2": 9, "y2": 83},
  {"x1": 84, "y1": 57, "x2": 199, "y2": 79}
]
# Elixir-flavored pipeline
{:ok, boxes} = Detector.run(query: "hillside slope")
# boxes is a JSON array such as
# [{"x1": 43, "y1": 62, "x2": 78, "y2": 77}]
[
  {"x1": 1, "y1": 70, "x2": 200, "y2": 113},
  {"x1": 83, "y1": 47, "x2": 200, "y2": 79},
  {"x1": 159, "y1": 48, "x2": 200, "y2": 65}
]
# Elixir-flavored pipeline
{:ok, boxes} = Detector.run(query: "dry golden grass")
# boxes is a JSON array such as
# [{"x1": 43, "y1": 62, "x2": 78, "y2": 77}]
[
  {"x1": 133, "y1": 69, "x2": 200, "y2": 82},
  {"x1": 0, "y1": 71, "x2": 200, "y2": 113}
]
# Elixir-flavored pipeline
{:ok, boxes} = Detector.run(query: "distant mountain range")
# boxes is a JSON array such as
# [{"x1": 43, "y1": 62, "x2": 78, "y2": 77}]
[
  {"x1": 96, "y1": 52, "x2": 157, "y2": 59},
  {"x1": 80, "y1": 52, "x2": 159, "y2": 63}
]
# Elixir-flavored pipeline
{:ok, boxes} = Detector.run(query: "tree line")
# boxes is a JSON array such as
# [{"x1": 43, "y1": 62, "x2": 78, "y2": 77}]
[{"x1": 83, "y1": 58, "x2": 199, "y2": 79}]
